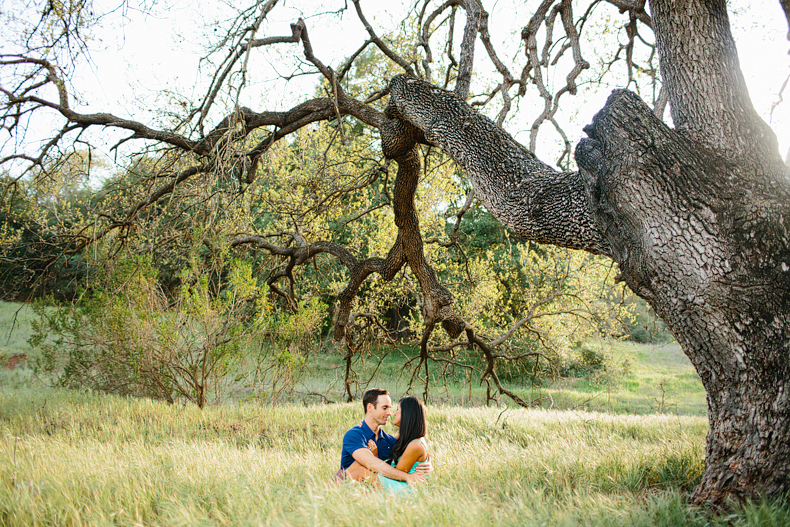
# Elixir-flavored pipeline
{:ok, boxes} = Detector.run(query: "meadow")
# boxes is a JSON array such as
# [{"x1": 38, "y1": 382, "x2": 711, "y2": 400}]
[
  {"x1": 0, "y1": 302, "x2": 37, "y2": 359},
  {"x1": 1, "y1": 301, "x2": 789, "y2": 526},
  {"x1": 293, "y1": 336, "x2": 707, "y2": 418}
]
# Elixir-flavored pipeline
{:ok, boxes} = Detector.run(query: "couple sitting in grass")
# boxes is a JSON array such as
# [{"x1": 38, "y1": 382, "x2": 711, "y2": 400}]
[{"x1": 335, "y1": 388, "x2": 432, "y2": 490}]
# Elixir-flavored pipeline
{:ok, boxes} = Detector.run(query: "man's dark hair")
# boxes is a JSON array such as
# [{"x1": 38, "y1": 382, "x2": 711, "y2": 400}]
[
  {"x1": 386, "y1": 396, "x2": 427, "y2": 465},
  {"x1": 362, "y1": 388, "x2": 390, "y2": 413}
]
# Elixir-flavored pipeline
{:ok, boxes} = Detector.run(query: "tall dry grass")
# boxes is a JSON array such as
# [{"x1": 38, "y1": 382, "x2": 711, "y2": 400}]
[{"x1": 2, "y1": 381, "x2": 788, "y2": 526}]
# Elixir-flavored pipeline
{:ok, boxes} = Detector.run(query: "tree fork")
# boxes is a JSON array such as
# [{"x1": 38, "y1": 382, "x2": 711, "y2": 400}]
[
  {"x1": 386, "y1": 74, "x2": 610, "y2": 256},
  {"x1": 381, "y1": 109, "x2": 467, "y2": 342}
]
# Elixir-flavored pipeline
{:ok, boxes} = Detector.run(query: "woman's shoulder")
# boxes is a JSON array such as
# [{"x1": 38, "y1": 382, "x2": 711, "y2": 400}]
[{"x1": 404, "y1": 437, "x2": 428, "y2": 457}]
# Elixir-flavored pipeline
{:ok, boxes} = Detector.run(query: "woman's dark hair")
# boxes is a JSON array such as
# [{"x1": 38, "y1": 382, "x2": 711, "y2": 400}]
[{"x1": 386, "y1": 396, "x2": 427, "y2": 465}]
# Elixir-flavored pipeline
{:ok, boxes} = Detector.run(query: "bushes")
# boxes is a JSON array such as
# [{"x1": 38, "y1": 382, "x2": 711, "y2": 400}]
[
  {"x1": 30, "y1": 253, "x2": 328, "y2": 408},
  {"x1": 581, "y1": 346, "x2": 606, "y2": 370},
  {"x1": 31, "y1": 256, "x2": 261, "y2": 407},
  {"x1": 622, "y1": 297, "x2": 674, "y2": 344},
  {"x1": 233, "y1": 298, "x2": 326, "y2": 403},
  {"x1": 561, "y1": 342, "x2": 631, "y2": 380}
]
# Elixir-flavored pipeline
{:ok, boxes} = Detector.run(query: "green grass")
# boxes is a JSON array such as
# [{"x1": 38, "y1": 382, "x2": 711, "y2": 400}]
[
  {"x1": 295, "y1": 339, "x2": 707, "y2": 416},
  {"x1": 0, "y1": 302, "x2": 37, "y2": 359},
  {"x1": 541, "y1": 341, "x2": 707, "y2": 416},
  {"x1": 2, "y1": 381, "x2": 788, "y2": 526},
  {"x1": 0, "y1": 300, "x2": 786, "y2": 526}
]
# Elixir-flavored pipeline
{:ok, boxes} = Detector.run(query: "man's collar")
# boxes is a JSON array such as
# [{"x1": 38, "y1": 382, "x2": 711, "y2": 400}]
[{"x1": 360, "y1": 419, "x2": 379, "y2": 439}]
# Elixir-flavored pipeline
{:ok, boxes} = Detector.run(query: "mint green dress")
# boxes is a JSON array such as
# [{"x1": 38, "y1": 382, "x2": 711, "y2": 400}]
[{"x1": 378, "y1": 438, "x2": 428, "y2": 493}]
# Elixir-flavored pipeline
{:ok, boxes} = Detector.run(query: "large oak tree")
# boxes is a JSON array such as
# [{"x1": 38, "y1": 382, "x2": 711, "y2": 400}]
[{"x1": 3, "y1": 0, "x2": 790, "y2": 505}]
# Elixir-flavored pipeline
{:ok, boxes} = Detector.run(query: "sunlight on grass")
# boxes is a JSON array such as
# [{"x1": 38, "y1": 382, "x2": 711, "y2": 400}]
[
  {"x1": 2, "y1": 381, "x2": 774, "y2": 527},
  {"x1": 0, "y1": 302, "x2": 778, "y2": 525}
]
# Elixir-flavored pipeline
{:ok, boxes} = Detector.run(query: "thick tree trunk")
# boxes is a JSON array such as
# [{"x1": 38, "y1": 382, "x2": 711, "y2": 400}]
[
  {"x1": 387, "y1": 62, "x2": 790, "y2": 507},
  {"x1": 576, "y1": 89, "x2": 790, "y2": 504},
  {"x1": 643, "y1": 0, "x2": 790, "y2": 502}
]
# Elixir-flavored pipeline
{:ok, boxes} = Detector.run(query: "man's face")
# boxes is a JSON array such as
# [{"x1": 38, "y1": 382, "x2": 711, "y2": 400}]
[{"x1": 368, "y1": 394, "x2": 392, "y2": 426}]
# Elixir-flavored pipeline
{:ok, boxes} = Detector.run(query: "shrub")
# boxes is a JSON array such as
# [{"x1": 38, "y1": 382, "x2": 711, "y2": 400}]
[
  {"x1": 30, "y1": 256, "x2": 264, "y2": 408},
  {"x1": 581, "y1": 346, "x2": 606, "y2": 370},
  {"x1": 233, "y1": 298, "x2": 326, "y2": 403},
  {"x1": 561, "y1": 343, "x2": 617, "y2": 378}
]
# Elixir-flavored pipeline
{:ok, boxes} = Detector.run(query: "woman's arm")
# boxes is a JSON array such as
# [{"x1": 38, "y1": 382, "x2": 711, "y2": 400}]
[
  {"x1": 351, "y1": 448, "x2": 424, "y2": 483},
  {"x1": 394, "y1": 439, "x2": 428, "y2": 472}
]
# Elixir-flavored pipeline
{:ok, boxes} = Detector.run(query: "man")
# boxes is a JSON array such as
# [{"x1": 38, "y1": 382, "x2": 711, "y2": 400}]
[{"x1": 337, "y1": 388, "x2": 431, "y2": 484}]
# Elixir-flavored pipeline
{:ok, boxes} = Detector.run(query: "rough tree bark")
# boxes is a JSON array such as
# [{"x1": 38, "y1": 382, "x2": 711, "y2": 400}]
[{"x1": 384, "y1": 0, "x2": 790, "y2": 506}]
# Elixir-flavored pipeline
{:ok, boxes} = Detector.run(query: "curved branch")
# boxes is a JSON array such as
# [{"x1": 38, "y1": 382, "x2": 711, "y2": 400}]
[
  {"x1": 387, "y1": 75, "x2": 610, "y2": 256},
  {"x1": 603, "y1": 0, "x2": 652, "y2": 26},
  {"x1": 417, "y1": 0, "x2": 460, "y2": 82},
  {"x1": 231, "y1": 233, "x2": 408, "y2": 340},
  {"x1": 477, "y1": 6, "x2": 518, "y2": 125},
  {"x1": 193, "y1": 0, "x2": 282, "y2": 133},
  {"x1": 465, "y1": 325, "x2": 531, "y2": 408}
]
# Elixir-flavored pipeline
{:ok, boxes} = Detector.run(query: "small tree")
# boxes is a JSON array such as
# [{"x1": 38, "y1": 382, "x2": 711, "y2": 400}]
[{"x1": 31, "y1": 253, "x2": 263, "y2": 408}]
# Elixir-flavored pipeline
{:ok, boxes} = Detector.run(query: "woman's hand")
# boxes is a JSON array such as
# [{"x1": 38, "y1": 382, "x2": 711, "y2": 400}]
[{"x1": 367, "y1": 439, "x2": 378, "y2": 458}]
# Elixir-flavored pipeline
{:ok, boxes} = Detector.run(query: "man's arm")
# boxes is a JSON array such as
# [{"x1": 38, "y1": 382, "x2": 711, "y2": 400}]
[{"x1": 351, "y1": 448, "x2": 424, "y2": 483}]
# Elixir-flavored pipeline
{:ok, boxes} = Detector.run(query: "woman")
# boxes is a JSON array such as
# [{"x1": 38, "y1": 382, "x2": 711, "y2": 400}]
[{"x1": 377, "y1": 395, "x2": 429, "y2": 492}]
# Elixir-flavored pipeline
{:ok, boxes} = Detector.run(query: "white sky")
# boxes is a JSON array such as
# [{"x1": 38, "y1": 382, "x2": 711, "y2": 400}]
[{"x1": 9, "y1": 0, "x2": 790, "y2": 169}]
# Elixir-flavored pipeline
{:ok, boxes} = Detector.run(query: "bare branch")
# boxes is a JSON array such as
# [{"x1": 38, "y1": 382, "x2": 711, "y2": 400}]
[
  {"x1": 352, "y1": 0, "x2": 417, "y2": 77},
  {"x1": 603, "y1": 0, "x2": 652, "y2": 27},
  {"x1": 245, "y1": 20, "x2": 303, "y2": 49},
  {"x1": 416, "y1": 0, "x2": 460, "y2": 82},
  {"x1": 477, "y1": 6, "x2": 518, "y2": 125},
  {"x1": 192, "y1": 0, "x2": 283, "y2": 133},
  {"x1": 454, "y1": 0, "x2": 481, "y2": 100}
]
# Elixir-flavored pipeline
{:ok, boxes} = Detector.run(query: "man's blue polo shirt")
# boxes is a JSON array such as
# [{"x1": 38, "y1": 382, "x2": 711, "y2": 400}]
[{"x1": 340, "y1": 420, "x2": 396, "y2": 470}]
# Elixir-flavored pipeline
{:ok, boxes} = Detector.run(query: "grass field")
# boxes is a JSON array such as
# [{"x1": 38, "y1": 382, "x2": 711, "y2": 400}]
[
  {"x1": 3, "y1": 379, "x2": 790, "y2": 526},
  {"x1": 0, "y1": 302, "x2": 36, "y2": 359},
  {"x1": 294, "y1": 338, "x2": 707, "y2": 417},
  {"x1": 1, "y1": 301, "x2": 788, "y2": 526}
]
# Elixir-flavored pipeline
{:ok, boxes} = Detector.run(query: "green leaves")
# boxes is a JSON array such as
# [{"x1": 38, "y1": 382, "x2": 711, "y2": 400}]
[{"x1": 29, "y1": 253, "x2": 267, "y2": 408}]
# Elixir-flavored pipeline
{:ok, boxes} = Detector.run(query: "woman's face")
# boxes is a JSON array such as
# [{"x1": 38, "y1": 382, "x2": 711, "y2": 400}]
[{"x1": 393, "y1": 404, "x2": 402, "y2": 427}]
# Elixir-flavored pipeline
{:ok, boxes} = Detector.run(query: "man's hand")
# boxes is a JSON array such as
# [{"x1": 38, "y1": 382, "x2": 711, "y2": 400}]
[
  {"x1": 367, "y1": 439, "x2": 378, "y2": 458},
  {"x1": 405, "y1": 471, "x2": 426, "y2": 486},
  {"x1": 414, "y1": 457, "x2": 433, "y2": 477},
  {"x1": 352, "y1": 447, "x2": 422, "y2": 483}
]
